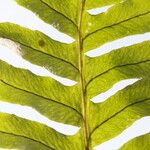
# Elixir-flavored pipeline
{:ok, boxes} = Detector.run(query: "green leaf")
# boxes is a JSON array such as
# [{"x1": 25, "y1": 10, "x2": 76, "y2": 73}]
[
  {"x1": 83, "y1": 0, "x2": 150, "y2": 37},
  {"x1": 0, "y1": 23, "x2": 78, "y2": 66},
  {"x1": 87, "y1": 51, "x2": 150, "y2": 100},
  {"x1": 0, "y1": 113, "x2": 84, "y2": 150},
  {"x1": 15, "y1": 0, "x2": 79, "y2": 37},
  {"x1": 120, "y1": 133, "x2": 150, "y2": 150},
  {"x1": 0, "y1": 60, "x2": 81, "y2": 111},
  {"x1": 0, "y1": 0, "x2": 150, "y2": 149},
  {"x1": 0, "y1": 79, "x2": 82, "y2": 126},
  {"x1": 0, "y1": 131, "x2": 52, "y2": 150},
  {"x1": 90, "y1": 78, "x2": 150, "y2": 146}
]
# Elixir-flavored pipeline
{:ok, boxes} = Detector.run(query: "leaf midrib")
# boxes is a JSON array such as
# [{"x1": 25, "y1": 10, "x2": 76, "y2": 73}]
[{"x1": 78, "y1": 0, "x2": 91, "y2": 149}]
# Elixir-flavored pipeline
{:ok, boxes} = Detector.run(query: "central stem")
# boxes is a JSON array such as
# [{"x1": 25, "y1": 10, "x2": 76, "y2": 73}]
[{"x1": 78, "y1": 0, "x2": 90, "y2": 149}]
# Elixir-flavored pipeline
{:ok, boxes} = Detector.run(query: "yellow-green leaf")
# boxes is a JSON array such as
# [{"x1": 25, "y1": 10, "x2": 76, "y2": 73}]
[{"x1": 0, "y1": 0, "x2": 150, "y2": 149}]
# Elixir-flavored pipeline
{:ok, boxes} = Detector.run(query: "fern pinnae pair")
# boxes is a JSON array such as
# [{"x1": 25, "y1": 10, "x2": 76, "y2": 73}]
[{"x1": 0, "y1": 0, "x2": 150, "y2": 149}]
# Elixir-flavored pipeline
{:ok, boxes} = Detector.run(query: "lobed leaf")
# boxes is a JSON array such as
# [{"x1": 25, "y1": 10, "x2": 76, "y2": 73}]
[{"x1": 0, "y1": 0, "x2": 150, "y2": 149}]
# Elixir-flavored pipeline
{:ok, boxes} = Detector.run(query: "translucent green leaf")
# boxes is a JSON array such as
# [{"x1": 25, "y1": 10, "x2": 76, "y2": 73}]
[
  {"x1": 0, "y1": 0, "x2": 150, "y2": 149},
  {"x1": 120, "y1": 133, "x2": 150, "y2": 150},
  {"x1": 91, "y1": 95, "x2": 150, "y2": 147},
  {"x1": 15, "y1": 0, "x2": 79, "y2": 37},
  {"x1": 0, "y1": 80, "x2": 82, "y2": 126},
  {"x1": 0, "y1": 23, "x2": 78, "y2": 66},
  {"x1": 83, "y1": 0, "x2": 150, "y2": 37},
  {"x1": 0, "y1": 113, "x2": 84, "y2": 150}
]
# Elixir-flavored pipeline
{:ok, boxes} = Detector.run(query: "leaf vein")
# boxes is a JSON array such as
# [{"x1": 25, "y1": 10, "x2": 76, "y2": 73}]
[
  {"x1": 40, "y1": 0, "x2": 78, "y2": 30},
  {"x1": 86, "y1": 59, "x2": 150, "y2": 87},
  {"x1": 91, "y1": 98, "x2": 150, "y2": 136},
  {"x1": 0, "y1": 130, "x2": 55, "y2": 150},
  {"x1": 84, "y1": 11, "x2": 150, "y2": 40},
  {"x1": 1, "y1": 36, "x2": 79, "y2": 73},
  {"x1": 0, "y1": 79, "x2": 82, "y2": 117}
]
